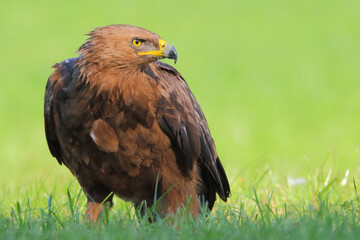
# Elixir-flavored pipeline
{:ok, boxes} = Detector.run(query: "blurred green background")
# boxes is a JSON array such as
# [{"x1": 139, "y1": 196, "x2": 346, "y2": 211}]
[{"x1": 0, "y1": 0, "x2": 359, "y2": 191}]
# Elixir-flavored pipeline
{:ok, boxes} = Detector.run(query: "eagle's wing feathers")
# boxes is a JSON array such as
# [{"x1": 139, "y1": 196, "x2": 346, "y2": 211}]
[
  {"x1": 155, "y1": 62, "x2": 230, "y2": 208},
  {"x1": 44, "y1": 58, "x2": 84, "y2": 166},
  {"x1": 44, "y1": 79, "x2": 62, "y2": 165}
]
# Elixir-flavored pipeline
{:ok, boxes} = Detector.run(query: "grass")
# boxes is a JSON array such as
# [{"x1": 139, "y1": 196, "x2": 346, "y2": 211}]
[
  {"x1": 2, "y1": 166, "x2": 360, "y2": 239},
  {"x1": 1, "y1": 0, "x2": 360, "y2": 239},
  {"x1": 1, "y1": 170, "x2": 360, "y2": 239}
]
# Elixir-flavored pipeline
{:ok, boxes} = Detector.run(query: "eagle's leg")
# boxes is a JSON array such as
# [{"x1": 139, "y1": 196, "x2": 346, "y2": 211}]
[
  {"x1": 158, "y1": 179, "x2": 200, "y2": 217},
  {"x1": 134, "y1": 194, "x2": 199, "y2": 221},
  {"x1": 134, "y1": 183, "x2": 200, "y2": 220},
  {"x1": 161, "y1": 192, "x2": 200, "y2": 217},
  {"x1": 85, "y1": 202, "x2": 104, "y2": 222},
  {"x1": 84, "y1": 189, "x2": 114, "y2": 222}
]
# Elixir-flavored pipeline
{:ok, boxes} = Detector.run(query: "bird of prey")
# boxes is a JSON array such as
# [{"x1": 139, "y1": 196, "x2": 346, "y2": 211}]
[{"x1": 44, "y1": 25, "x2": 230, "y2": 221}]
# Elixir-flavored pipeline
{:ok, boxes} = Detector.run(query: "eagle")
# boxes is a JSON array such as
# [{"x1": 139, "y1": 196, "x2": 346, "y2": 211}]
[{"x1": 44, "y1": 25, "x2": 230, "y2": 221}]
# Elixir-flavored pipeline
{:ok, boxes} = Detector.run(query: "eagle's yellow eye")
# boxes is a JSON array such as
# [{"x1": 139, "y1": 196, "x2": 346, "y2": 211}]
[{"x1": 133, "y1": 40, "x2": 142, "y2": 46}]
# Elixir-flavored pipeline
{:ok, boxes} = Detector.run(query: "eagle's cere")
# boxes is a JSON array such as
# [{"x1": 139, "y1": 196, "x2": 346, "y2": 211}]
[{"x1": 44, "y1": 24, "x2": 230, "y2": 221}]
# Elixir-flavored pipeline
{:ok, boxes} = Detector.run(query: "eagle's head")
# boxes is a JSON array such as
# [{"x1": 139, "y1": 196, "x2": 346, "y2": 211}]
[{"x1": 78, "y1": 25, "x2": 177, "y2": 69}]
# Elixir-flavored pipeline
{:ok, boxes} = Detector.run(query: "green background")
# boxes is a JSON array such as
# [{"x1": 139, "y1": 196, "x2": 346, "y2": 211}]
[{"x1": 0, "y1": 0, "x2": 359, "y2": 192}]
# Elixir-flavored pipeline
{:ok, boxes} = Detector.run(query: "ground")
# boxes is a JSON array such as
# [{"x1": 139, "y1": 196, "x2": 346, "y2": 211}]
[{"x1": 0, "y1": 0, "x2": 360, "y2": 239}]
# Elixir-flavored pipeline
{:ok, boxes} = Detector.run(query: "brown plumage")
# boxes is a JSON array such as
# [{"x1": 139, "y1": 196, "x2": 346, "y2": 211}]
[{"x1": 44, "y1": 25, "x2": 230, "y2": 220}]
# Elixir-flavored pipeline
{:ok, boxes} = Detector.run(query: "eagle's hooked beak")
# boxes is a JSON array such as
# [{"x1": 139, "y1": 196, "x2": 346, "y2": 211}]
[{"x1": 138, "y1": 39, "x2": 178, "y2": 64}]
